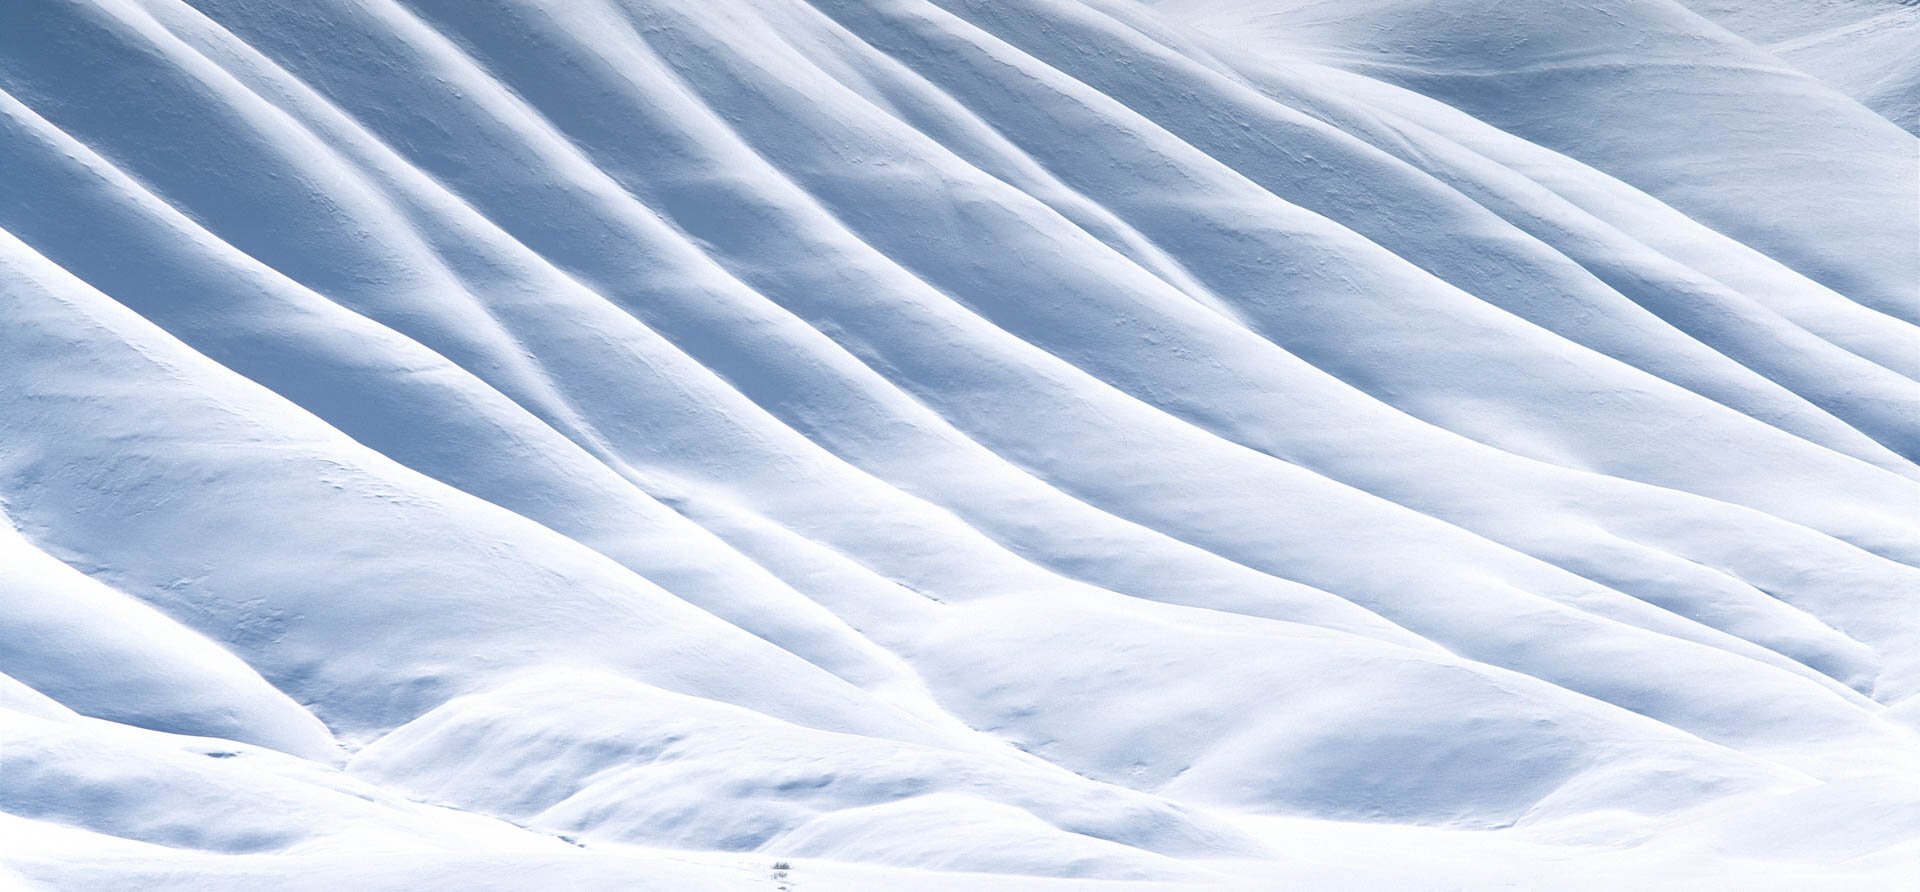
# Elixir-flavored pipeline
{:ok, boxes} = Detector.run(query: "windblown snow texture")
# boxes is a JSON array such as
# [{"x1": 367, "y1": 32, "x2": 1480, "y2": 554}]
[{"x1": 2, "y1": 0, "x2": 1917, "y2": 888}]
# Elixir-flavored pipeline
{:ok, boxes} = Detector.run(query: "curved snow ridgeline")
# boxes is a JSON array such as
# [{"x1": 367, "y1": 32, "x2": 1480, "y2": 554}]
[{"x1": 1, "y1": 0, "x2": 1916, "y2": 887}]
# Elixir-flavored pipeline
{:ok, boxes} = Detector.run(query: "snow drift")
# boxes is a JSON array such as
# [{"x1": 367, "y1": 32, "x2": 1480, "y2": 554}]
[{"x1": 2, "y1": 0, "x2": 1917, "y2": 887}]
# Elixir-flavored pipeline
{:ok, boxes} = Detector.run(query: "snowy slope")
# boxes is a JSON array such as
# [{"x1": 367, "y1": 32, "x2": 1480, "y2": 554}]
[
  {"x1": 1681, "y1": 0, "x2": 1920, "y2": 134},
  {"x1": 1, "y1": 0, "x2": 1917, "y2": 887}
]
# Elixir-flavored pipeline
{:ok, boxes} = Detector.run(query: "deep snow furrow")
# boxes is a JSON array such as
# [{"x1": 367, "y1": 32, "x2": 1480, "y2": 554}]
[
  {"x1": 0, "y1": 0, "x2": 1889, "y2": 740},
  {"x1": 487, "y1": 0, "x2": 1920, "y2": 748},
  {"x1": 763, "y1": 0, "x2": 1920, "y2": 684},
  {"x1": 0, "y1": 74, "x2": 939, "y2": 705},
  {"x1": 112, "y1": 0, "x2": 1912, "y2": 717},
  {"x1": 0, "y1": 221, "x2": 964, "y2": 750},
  {"x1": 5, "y1": 0, "x2": 1920, "y2": 880},
  {"x1": 128, "y1": 0, "x2": 983, "y2": 705},
  {"x1": 928, "y1": 0, "x2": 1920, "y2": 473},
  {"x1": 587, "y1": 0, "x2": 1920, "y2": 686},
  {"x1": 295, "y1": 0, "x2": 1438, "y2": 642},
  {"x1": 843, "y1": 0, "x2": 1920, "y2": 563}
]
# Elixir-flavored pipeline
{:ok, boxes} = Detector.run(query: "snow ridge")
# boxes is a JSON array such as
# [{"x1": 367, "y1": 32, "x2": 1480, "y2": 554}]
[{"x1": 2, "y1": 0, "x2": 1917, "y2": 887}]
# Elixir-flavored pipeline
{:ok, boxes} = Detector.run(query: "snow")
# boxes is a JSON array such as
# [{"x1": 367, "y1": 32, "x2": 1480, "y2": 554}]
[
  {"x1": 1679, "y1": 0, "x2": 1920, "y2": 134},
  {"x1": 1, "y1": 0, "x2": 1917, "y2": 887}
]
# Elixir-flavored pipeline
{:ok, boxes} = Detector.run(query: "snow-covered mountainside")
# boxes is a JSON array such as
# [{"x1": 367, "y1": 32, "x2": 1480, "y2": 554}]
[{"x1": 1, "y1": 0, "x2": 1916, "y2": 887}]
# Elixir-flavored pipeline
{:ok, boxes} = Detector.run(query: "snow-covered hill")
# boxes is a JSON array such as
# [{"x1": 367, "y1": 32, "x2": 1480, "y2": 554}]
[{"x1": 1, "y1": 0, "x2": 1916, "y2": 887}]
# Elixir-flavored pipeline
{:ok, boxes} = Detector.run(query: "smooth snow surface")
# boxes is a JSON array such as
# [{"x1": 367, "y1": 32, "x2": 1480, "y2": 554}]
[{"x1": 1, "y1": 0, "x2": 1917, "y2": 887}]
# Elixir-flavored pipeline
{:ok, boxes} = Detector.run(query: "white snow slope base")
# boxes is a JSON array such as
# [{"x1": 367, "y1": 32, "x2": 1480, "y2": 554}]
[{"x1": 1, "y1": 0, "x2": 1917, "y2": 888}]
